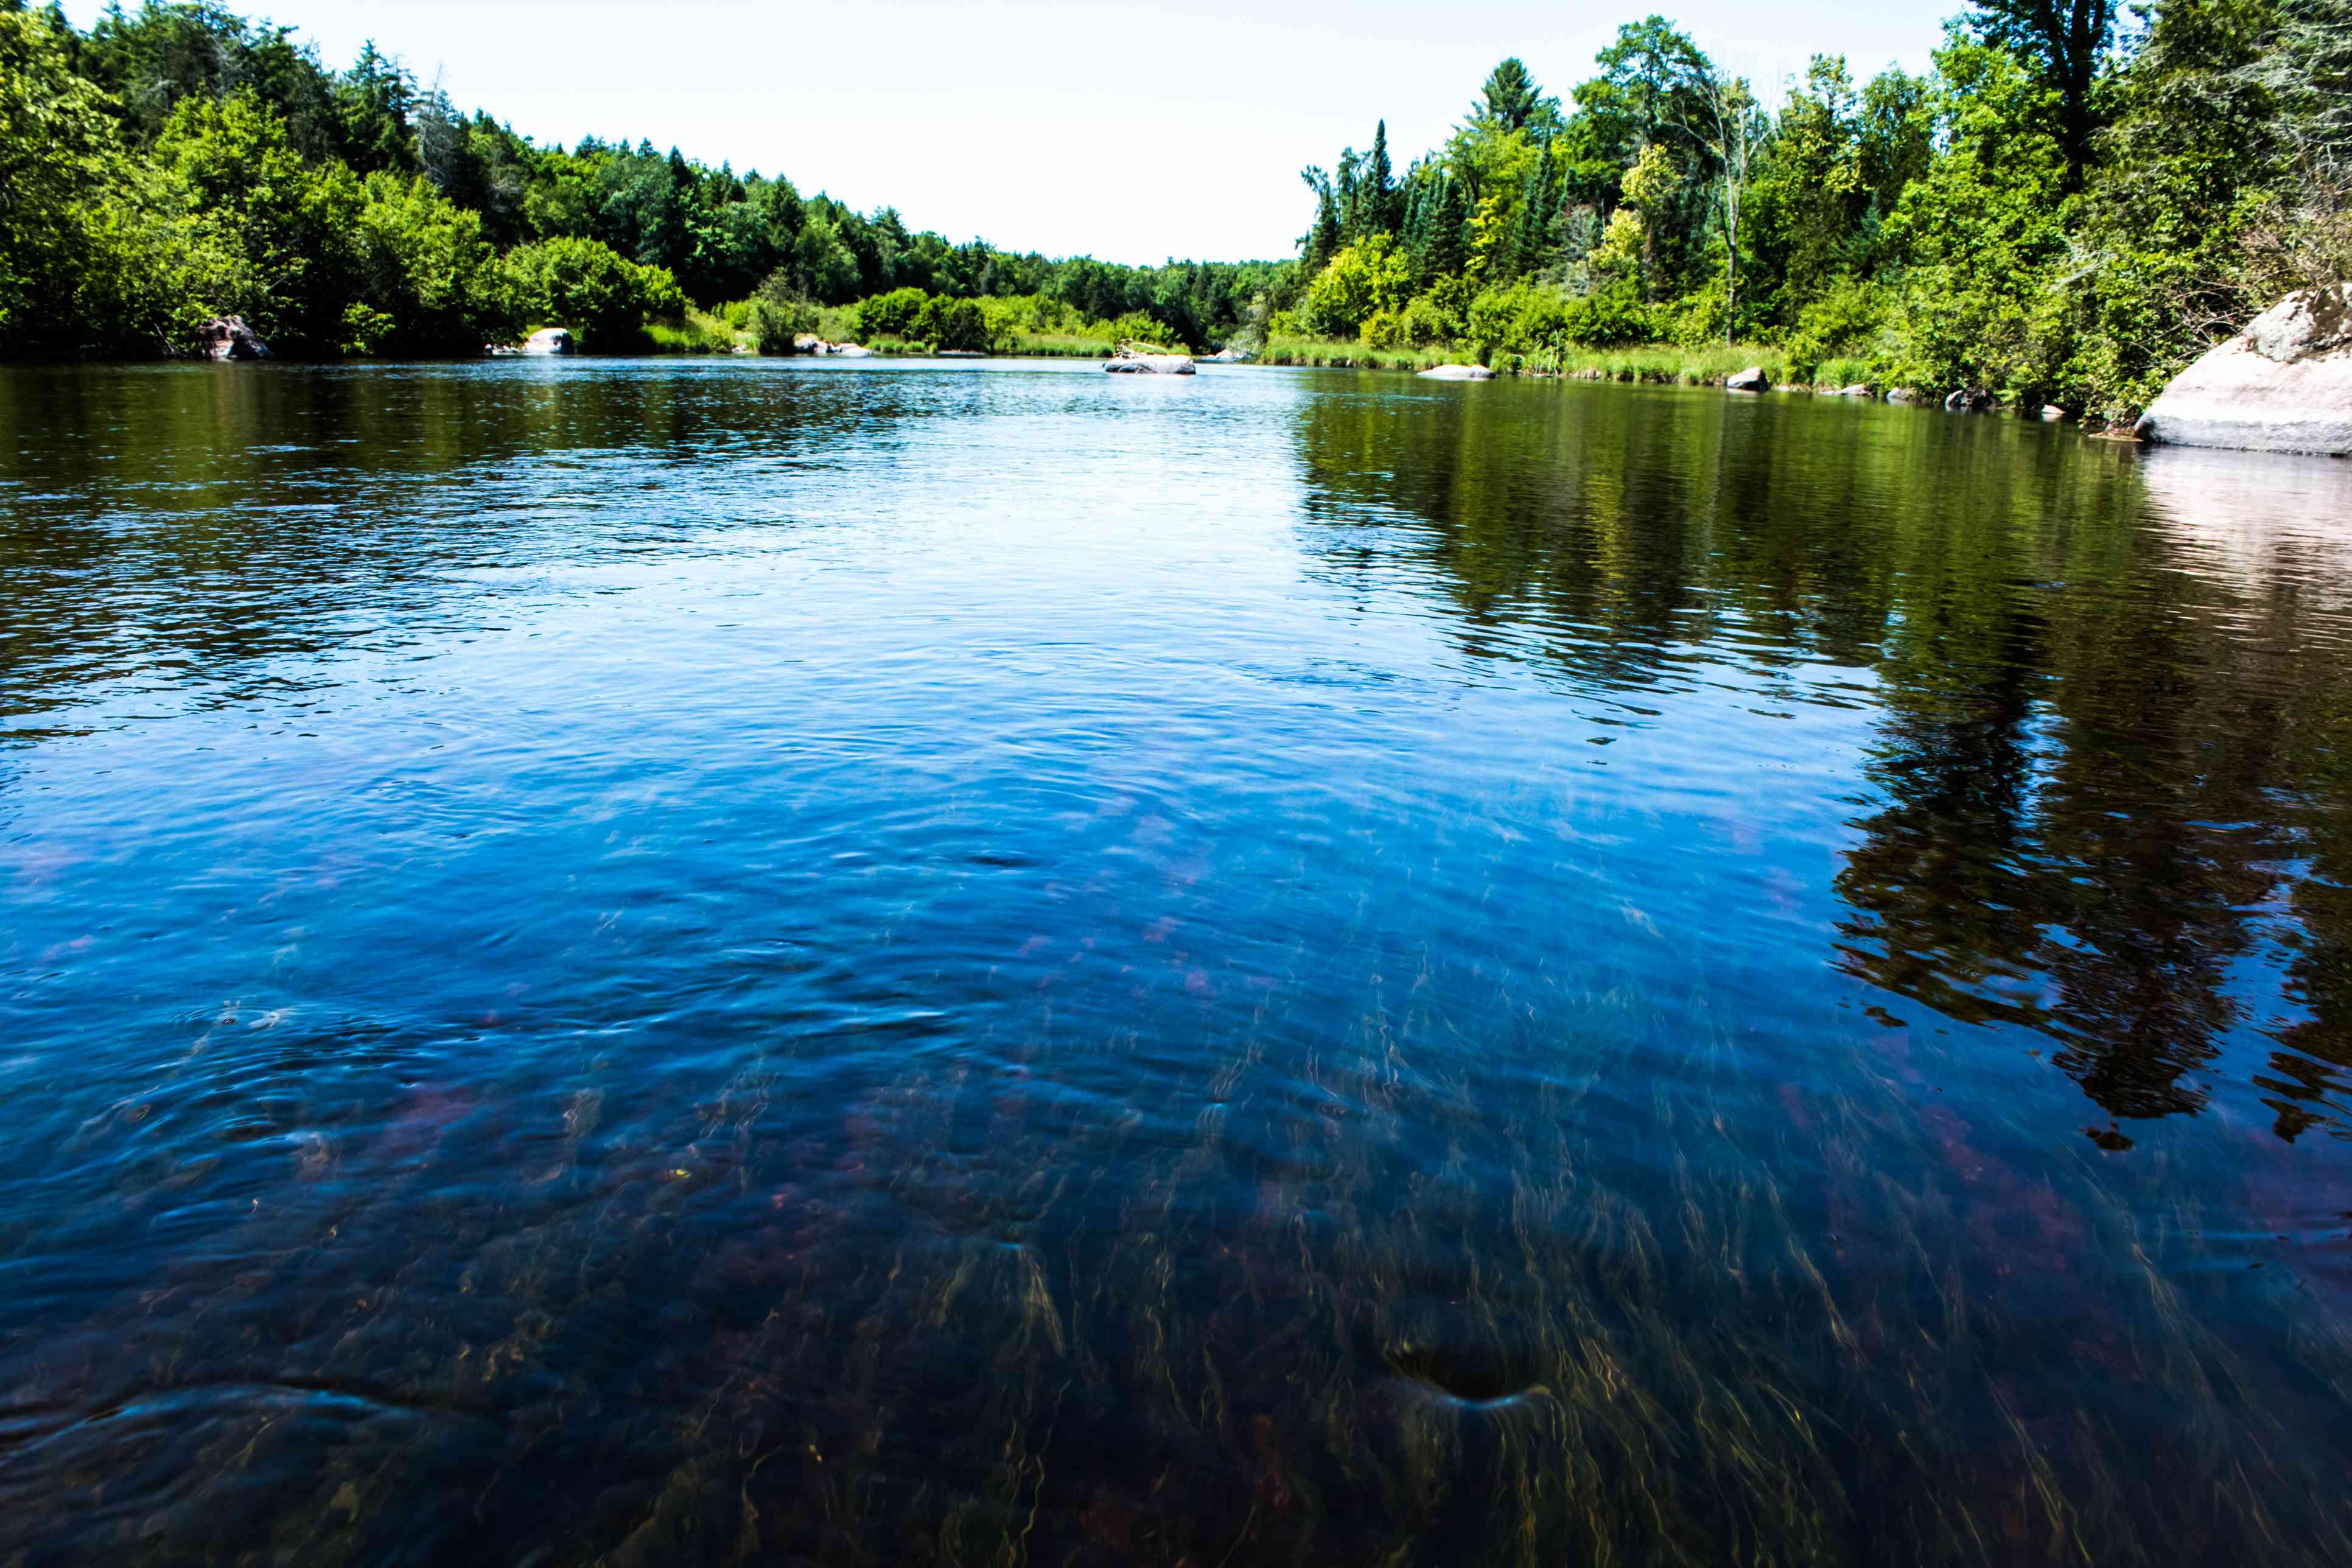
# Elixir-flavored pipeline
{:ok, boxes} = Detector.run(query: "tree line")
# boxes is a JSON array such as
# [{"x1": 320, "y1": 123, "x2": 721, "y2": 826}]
[
  {"x1": 4, "y1": 1, "x2": 2345, "y2": 416},
  {"x1": 0, "y1": 1, "x2": 1284, "y2": 357},
  {"x1": 1281, "y1": 0, "x2": 2348, "y2": 417}
]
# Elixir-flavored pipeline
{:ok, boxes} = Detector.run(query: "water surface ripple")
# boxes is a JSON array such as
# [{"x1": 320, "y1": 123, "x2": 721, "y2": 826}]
[{"x1": 4, "y1": 359, "x2": 2351, "y2": 1565}]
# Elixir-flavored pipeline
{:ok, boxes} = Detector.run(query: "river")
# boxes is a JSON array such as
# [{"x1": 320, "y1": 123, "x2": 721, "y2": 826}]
[{"x1": 4, "y1": 357, "x2": 2350, "y2": 1564}]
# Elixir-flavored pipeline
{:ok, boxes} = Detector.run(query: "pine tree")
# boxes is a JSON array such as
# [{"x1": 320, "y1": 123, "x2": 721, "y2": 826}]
[
  {"x1": 1365, "y1": 120, "x2": 1399, "y2": 236},
  {"x1": 1429, "y1": 173, "x2": 1470, "y2": 279},
  {"x1": 1335, "y1": 147, "x2": 1363, "y2": 240},
  {"x1": 1299, "y1": 166, "x2": 1342, "y2": 272},
  {"x1": 1471, "y1": 58, "x2": 1558, "y2": 134},
  {"x1": 1512, "y1": 158, "x2": 1556, "y2": 279}
]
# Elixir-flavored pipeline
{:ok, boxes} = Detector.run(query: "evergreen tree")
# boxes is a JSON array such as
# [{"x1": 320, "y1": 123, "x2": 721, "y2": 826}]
[
  {"x1": 1300, "y1": 166, "x2": 1341, "y2": 271},
  {"x1": 1429, "y1": 172, "x2": 1470, "y2": 279},
  {"x1": 1335, "y1": 147, "x2": 1363, "y2": 240},
  {"x1": 1471, "y1": 57, "x2": 1557, "y2": 133},
  {"x1": 1365, "y1": 119, "x2": 1399, "y2": 236},
  {"x1": 1512, "y1": 157, "x2": 1556, "y2": 278}
]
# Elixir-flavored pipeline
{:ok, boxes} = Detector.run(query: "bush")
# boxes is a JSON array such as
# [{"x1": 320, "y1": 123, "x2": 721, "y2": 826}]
[
  {"x1": 1297, "y1": 234, "x2": 1410, "y2": 339},
  {"x1": 503, "y1": 236, "x2": 683, "y2": 350},
  {"x1": 747, "y1": 271, "x2": 819, "y2": 353},
  {"x1": 912, "y1": 293, "x2": 993, "y2": 352},
  {"x1": 1784, "y1": 275, "x2": 1895, "y2": 379},
  {"x1": 855, "y1": 287, "x2": 931, "y2": 341}
]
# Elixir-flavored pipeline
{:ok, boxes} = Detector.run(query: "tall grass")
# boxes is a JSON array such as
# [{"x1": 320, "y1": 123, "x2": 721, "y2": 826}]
[
  {"x1": 1258, "y1": 334, "x2": 1810, "y2": 385},
  {"x1": 643, "y1": 307, "x2": 746, "y2": 355}
]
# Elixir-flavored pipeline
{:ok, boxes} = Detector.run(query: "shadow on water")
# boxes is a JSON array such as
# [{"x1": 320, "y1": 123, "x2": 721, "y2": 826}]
[{"x1": 1, "y1": 363, "x2": 2350, "y2": 1565}]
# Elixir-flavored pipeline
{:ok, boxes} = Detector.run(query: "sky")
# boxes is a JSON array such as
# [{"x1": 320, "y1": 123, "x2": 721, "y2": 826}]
[{"x1": 62, "y1": 1, "x2": 1958, "y2": 264}]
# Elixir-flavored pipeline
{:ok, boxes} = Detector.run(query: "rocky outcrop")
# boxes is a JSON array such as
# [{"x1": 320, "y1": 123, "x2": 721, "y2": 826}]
[
  {"x1": 522, "y1": 326, "x2": 573, "y2": 356},
  {"x1": 1726, "y1": 365, "x2": 1768, "y2": 391},
  {"x1": 1417, "y1": 363, "x2": 1495, "y2": 381},
  {"x1": 195, "y1": 316, "x2": 268, "y2": 360},
  {"x1": 2134, "y1": 285, "x2": 2352, "y2": 455}
]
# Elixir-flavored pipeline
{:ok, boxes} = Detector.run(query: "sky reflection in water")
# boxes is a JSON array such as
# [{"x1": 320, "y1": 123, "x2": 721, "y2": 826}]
[{"x1": 2, "y1": 360, "x2": 2350, "y2": 1565}]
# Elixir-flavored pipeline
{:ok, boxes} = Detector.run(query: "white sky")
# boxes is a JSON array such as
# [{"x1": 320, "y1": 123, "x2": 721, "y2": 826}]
[{"x1": 63, "y1": 2, "x2": 1957, "y2": 264}]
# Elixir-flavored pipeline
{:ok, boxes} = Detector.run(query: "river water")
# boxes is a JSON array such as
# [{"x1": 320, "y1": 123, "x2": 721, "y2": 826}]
[{"x1": 3, "y1": 359, "x2": 2350, "y2": 1565}]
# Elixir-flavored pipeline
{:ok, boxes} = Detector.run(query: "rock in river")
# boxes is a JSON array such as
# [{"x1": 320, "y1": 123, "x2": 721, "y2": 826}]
[
  {"x1": 1945, "y1": 387, "x2": 1995, "y2": 413},
  {"x1": 1417, "y1": 363, "x2": 1496, "y2": 381},
  {"x1": 1726, "y1": 365, "x2": 1768, "y2": 391},
  {"x1": 194, "y1": 315, "x2": 269, "y2": 360},
  {"x1": 522, "y1": 326, "x2": 574, "y2": 356},
  {"x1": 2134, "y1": 284, "x2": 2352, "y2": 456}
]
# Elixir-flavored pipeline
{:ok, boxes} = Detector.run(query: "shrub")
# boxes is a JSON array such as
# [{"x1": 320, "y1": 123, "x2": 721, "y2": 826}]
[
  {"x1": 912, "y1": 293, "x2": 993, "y2": 352},
  {"x1": 855, "y1": 287, "x2": 931, "y2": 341},
  {"x1": 747, "y1": 271, "x2": 819, "y2": 353},
  {"x1": 503, "y1": 236, "x2": 683, "y2": 350}
]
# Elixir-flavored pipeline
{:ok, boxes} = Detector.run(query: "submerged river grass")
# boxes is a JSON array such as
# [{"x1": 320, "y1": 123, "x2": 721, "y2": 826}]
[{"x1": 3, "y1": 359, "x2": 2351, "y2": 1564}]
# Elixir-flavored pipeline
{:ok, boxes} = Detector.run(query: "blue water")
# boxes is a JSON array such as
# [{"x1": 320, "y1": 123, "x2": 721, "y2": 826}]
[{"x1": 3, "y1": 359, "x2": 2350, "y2": 1564}]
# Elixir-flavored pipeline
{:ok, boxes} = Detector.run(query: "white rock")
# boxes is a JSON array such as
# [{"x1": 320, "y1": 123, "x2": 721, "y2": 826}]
[
  {"x1": 521, "y1": 327, "x2": 572, "y2": 356},
  {"x1": 2135, "y1": 285, "x2": 2352, "y2": 455},
  {"x1": 1416, "y1": 363, "x2": 1496, "y2": 380},
  {"x1": 1726, "y1": 365, "x2": 1768, "y2": 391}
]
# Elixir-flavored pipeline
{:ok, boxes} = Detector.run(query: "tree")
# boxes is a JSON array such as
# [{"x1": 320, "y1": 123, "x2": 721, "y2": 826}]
[
  {"x1": 1679, "y1": 67, "x2": 1771, "y2": 340},
  {"x1": 1882, "y1": 36, "x2": 2074, "y2": 398},
  {"x1": 1967, "y1": 0, "x2": 2122, "y2": 183},
  {"x1": 1299, "y1": 164, "x2": 1340, "y2": 271},
  {"x1": 1471, "y1": 57, "x2": 1558, "y2": 135},
  {"x1": 1363, "y1": 119, "x2": 1400, "y2": 237}
]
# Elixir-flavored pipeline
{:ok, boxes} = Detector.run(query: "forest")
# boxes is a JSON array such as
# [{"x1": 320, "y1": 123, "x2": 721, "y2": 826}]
[{"x1": 2, "y1": 0, "x2": 2347, "y2": 418}]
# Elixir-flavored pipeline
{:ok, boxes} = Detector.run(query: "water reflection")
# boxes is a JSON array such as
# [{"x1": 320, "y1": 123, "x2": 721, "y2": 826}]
[
  {"x1": 1292, "y1": 377, "x2": 2352, "y2": 1140},
  {"x1": 2, "y1": 362, "x2": 2350, "y2": 1566}
]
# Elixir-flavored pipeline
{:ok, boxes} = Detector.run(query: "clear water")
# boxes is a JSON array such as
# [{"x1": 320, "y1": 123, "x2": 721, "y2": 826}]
[{"x1": 3, "y1": 359, "x2": 2350, "y2": 1565}]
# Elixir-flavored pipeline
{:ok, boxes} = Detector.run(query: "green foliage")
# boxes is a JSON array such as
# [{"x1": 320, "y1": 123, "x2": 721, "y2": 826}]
[
  {"x1": 1297, "y1": 233, "x2": 1410, "y2": 339},
  {"x1": 747, "y1": 272, "x2": 819, "y2": 353},
  {"x1": 1782, "y1": 275, "x2": 1897, "y2": 378},
  {"x1": 912, "y1": 293, "x2": 993, "y2": 352},
  {"x1": 1880, "y1": 35, "x2": 2076, "y2": 399},
  {"x1": 503, "y1": 234, "x2": 682, "y2": 349},
  {"x1": 4, "y1": 0, "x2": 2345, "y2": 391},
  {"x1": 350, "y1": 170, "x2": 514, "y2": 352},
  {"x1": 855, "y1": 286, "x2": 929, "y2": 341}
]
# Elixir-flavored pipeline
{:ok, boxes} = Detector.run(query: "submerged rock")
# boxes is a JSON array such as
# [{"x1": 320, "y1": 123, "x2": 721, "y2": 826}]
[
  {"x1": 2041, "y1": 404, "x2": 2067, "y2": 421},
  {"x1": 522, "y1": 326, "x2": 573, "y2": 356},
  {"x1": 1886, "y1": 388, "x2": 1920, "y2": 404},
  {"x1": 2135, "y1": 285, "x2": 2352, "y2": 455},
  {"x1": 1416, "y1": 363, "x2": 1495, "y2": 381},
  {"x1": 1726, "y1": 365, "x2": 1768, "y2": 391},
  {"x1": 1945, "y1": 387, "x2": 1995, "y2": 413},
  {"x1": 194, "y1": 315, "x2": 269, "y2": 360},
  {"x1": 1829, "y1": 383, "x2": 1874, "y2": 397}
]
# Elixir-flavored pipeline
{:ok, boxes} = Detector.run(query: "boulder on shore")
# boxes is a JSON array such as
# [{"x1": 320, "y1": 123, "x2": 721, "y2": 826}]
[
  {"x1": 1945, "y1": 387, "x2": 1995, "y2": 413},
  {"x1": 1886, "y1": 388, "x2": 1920, "y2": 404},
  {"x1": 195, "y1": 315, "x2": 268, "y2": 360},
  {"x1": 522, "y1": 326, "x2": 573, "y2": 356},
  {"x1": 1726, "y1": 365, "x2": 1768, "y2": 391},
  {"x1": 2134, "y1": 284, "x2": 2352, "y2": 456},
  {"x1": 1829, "y1": 383, "x2": 1874, "y2": 397},
  {"x1": 1417, "y1": 363, "x2": 1496, "y2": 381}
]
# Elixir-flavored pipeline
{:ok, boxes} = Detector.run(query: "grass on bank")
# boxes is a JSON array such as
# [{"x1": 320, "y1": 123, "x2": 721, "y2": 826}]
[
  {"x1": 1262, "y1": 333, "x2": 1815, "y2": 385},
  {"x1": 621, "y1": 316, "x2": 1875, "y2": 388}
]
